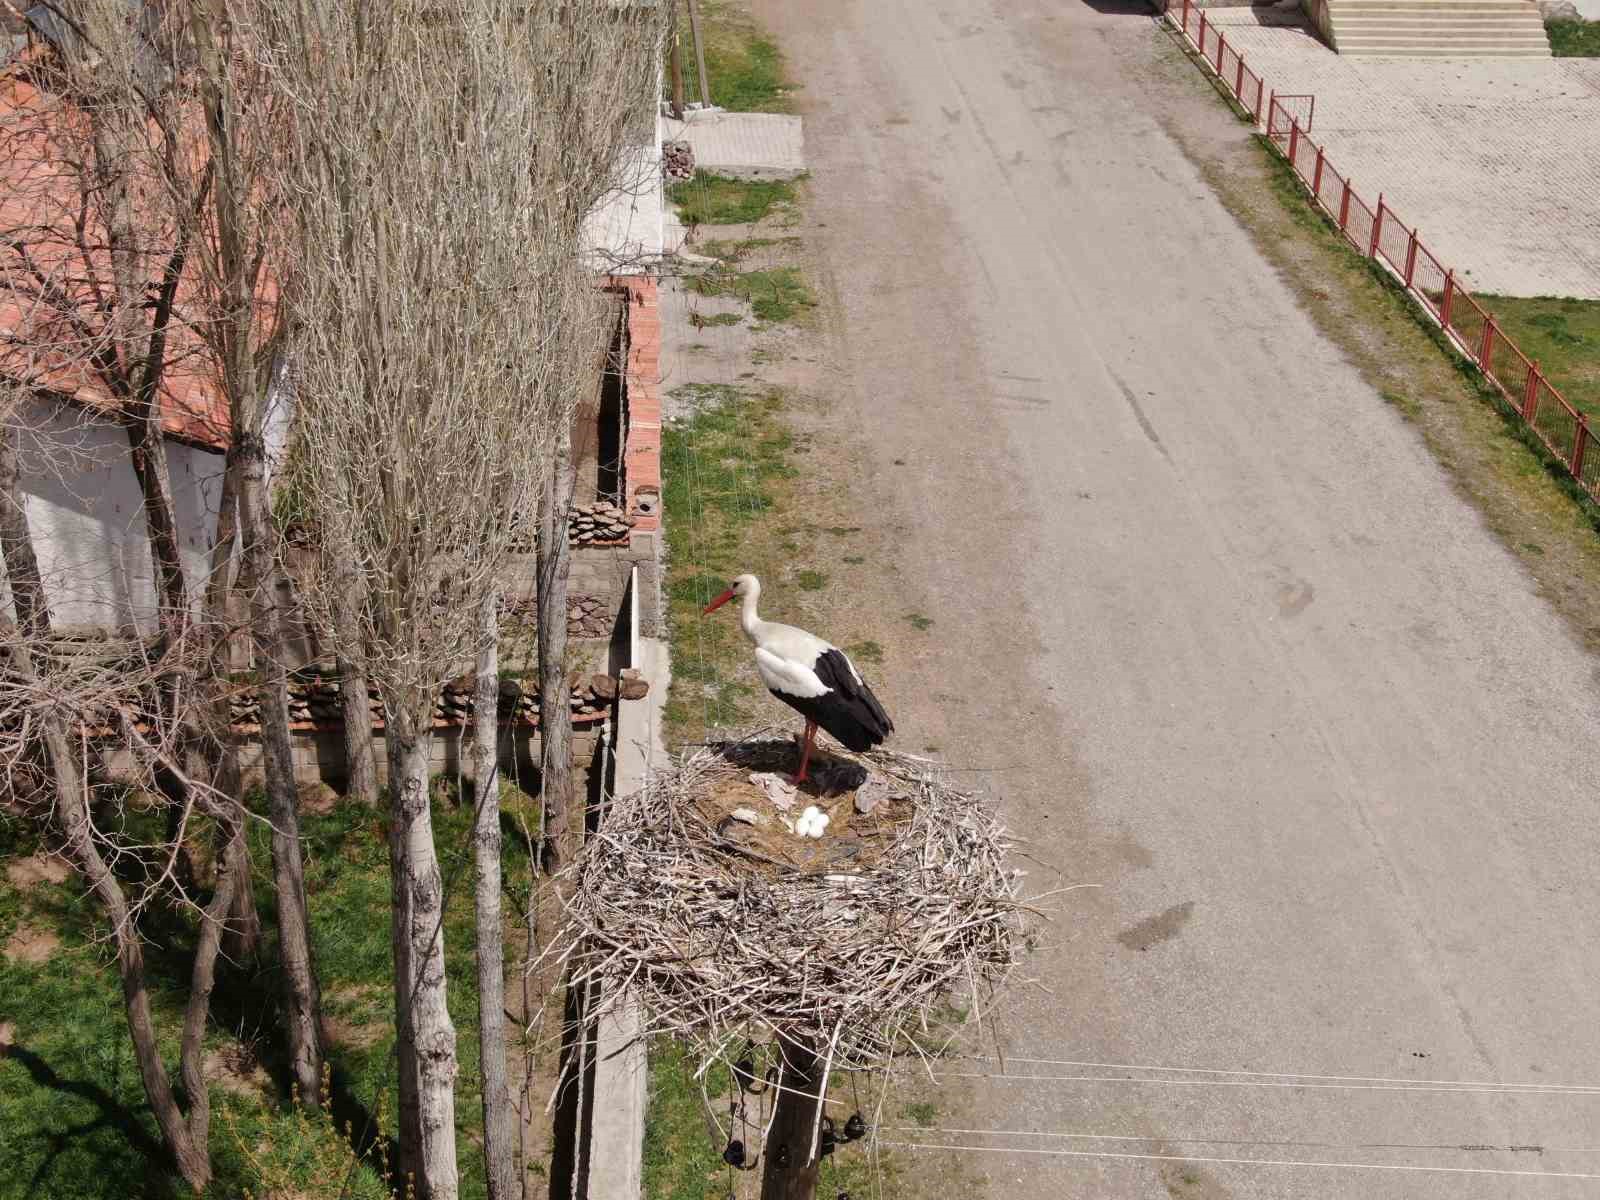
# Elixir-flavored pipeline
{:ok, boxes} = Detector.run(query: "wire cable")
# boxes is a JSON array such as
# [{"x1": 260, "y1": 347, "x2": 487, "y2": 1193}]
[
  {"x1": 924, "y1": 1069, "x2": 1600, "y2": 1098},
  {"x1": 877, "y1": 1140, "x2": 1600, "y2": 1181},
  {"x1": 960, "y1": 1054, "x2": 1600, "y2": 1095},
  {"x1": 881, "y1": 1126, "x2": 1600, "y2": 1155}
]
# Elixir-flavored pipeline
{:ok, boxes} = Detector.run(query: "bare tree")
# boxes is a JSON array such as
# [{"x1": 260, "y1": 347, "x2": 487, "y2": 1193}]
[
  {"x1": 0, "y1": 388, "x2": 247, "y2": 1195},
  {"x1": 527, "y1": 1, "x2": 665, "y2": 877},
  {"x1": 3, "y1": 2, "x2": 330, "y2": 1166},
  {"x1": 0, "y1": 9, "x2": 258, "y2": 1186},
  {"x1": 263, "y1": 4, "x2": 601, "y2": 1192},
  {"x1": 181, "y1": 0, "x2": 326, "y2": 1104}
]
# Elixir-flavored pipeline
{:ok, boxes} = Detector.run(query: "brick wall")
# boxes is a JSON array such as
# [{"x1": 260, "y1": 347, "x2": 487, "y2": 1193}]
[{"x1": 611, "y1": 276, "x2": 661, "y2": 538}]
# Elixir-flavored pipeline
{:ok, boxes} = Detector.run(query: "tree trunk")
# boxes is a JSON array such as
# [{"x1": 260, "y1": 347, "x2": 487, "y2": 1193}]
[
  {"x1": 759, "y1": 1032, "x2": 823, "y2": 1200},
  {"x1": 176, "y1": 794, "x2": 245, "y2": 1164},
  {"x1": 388, "y1": 706, "x2": 460, "y2": 1200},
  {"x1": 237, "y1": 434, "x2": 324, "y2": 1104},
  {"x1": 7, "y1": 650, "x2": 213, "y2": 1190},
  {"x1": 191, "y1": 433, "x2": 262, "y2": 963},
  {"x1": 221, "y1": 800, "x2": 261, "y2": 963},
  {"x1": 0, "y1": 421, "x2": 48, "y2": 640},
  {"x1": 121, "y1": 407, "x2": 191, "y2": 633},
  {"x1": 339, "y1": 648, "x2": 380, "y2": 804},
  {"x1": 536, "y1": 421, "x2": 576, "y2": 871},
  {"x1": 471, "y1": 593, "x2": 517, "y2": 1200},
  {"x1": 331, "y1": 533, "x2": 379, "y2": 806}
]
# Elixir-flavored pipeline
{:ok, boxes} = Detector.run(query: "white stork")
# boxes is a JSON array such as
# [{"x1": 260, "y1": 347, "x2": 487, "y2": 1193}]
[{"x1": 702, "y1": 574, "x2": 893, "y2": 784}]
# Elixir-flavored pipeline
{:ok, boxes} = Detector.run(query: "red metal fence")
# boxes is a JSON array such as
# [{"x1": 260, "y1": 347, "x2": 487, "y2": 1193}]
[{"x1": 1166, "y1": 0, "x2": 1595, "y2": 501}]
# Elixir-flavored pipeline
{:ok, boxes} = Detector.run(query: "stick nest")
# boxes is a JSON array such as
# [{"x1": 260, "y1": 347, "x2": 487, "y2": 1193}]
[{"x1": 546, "y1": 734, "x2": 1028, "y2": 1070}]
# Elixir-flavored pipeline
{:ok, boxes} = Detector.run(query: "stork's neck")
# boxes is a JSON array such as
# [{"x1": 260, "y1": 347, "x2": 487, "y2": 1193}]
[{"x1": 738, "y1": 589, "x2": 763, "y2": 642}]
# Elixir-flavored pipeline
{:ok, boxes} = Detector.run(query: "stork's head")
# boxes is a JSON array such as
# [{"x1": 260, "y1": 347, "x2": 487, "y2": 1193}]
[{"x1": 702, "y1": 573, "x2": 759, "y2": 615}]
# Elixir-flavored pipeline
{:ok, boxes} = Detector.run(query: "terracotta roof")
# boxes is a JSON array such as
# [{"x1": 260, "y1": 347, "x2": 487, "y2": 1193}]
[{"x1": 0, "y1": 60, "x2": 231, "y2": 450}]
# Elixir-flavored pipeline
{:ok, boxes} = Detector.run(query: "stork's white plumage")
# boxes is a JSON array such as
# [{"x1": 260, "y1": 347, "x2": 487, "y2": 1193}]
[{"x1": 703, "y1": 574, "x2": 894, "y2": 785}]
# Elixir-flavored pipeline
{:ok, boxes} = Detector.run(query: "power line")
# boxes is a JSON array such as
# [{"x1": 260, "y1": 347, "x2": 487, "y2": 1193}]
[
  {"x1": 924, "y1": 1069, "x2": 1600, "y2": 1098},
  {"x1": 877, "y1": 1140, "x2": 1600, "y2": 1181},
  {"x1": 882, "y1": 1125, "x2": 1600, "y2": 1155},
  {"x1": 961, "y1": 1054, "x2": 1600, "y2": 1095}
]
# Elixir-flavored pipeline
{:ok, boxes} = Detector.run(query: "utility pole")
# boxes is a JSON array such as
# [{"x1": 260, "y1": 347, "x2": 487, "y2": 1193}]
[
  {"x1": 684, "y1": 0, "x2": 712, "y2": 109},
  {"x1": 668, "y1": 20, "x2": 686, "y2": 119},
  {"x1": 760, "y1": 1032, "x2": 823, "y2": 1200}
]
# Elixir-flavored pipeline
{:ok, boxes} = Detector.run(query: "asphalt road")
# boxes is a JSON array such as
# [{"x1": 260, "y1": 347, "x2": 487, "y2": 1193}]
[{"x1": 748, "y1": 0, "x2": 1600, "y2": 1196}]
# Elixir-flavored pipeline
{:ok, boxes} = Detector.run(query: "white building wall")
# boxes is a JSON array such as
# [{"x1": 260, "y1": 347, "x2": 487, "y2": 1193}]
[
  {"x1": 583, "y1": 62, "x2": 666, "y2": 274},
  {"x1": 1, "y1": 396, "x2": 227, "y2": 633}
]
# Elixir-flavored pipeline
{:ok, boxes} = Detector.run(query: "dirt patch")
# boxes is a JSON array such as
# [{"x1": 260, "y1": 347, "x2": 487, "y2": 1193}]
[
  {"x1": 1162, "y1": 1161, "x2": 1235, "y2": 1199},
  {"x1": 1118, "y1": 901, "x2": 1197, "y2": 952},
  {"x1": 5, "y1": 853, "x2": 72, "y2": 889},
  {"x1": 297, "y1": 781, "x2": 340, "y2": 815},
  {"x1": 319, "y1": 1012, "x2": 388, "y2": 1052},
  {"x1": 0, "y1": 1021, "x2": 15, "y2": 1053},
  {"x1": 4, "y1": 924, "x2": 60, "y2": 964},
  {"x1": 204, "y1": 1043, "x2": 275, "y2": 1099}
]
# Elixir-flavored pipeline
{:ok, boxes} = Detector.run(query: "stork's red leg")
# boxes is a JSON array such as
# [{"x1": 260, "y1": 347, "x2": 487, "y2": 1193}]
[{"x1": 792, "y1": 720, "x2": 817, "y2": 786}]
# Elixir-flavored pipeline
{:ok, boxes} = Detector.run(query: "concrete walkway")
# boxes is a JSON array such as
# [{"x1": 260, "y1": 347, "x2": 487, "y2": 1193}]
[
  {"x1": 1210, "y1": 6, "x2": 1600, "y2": 297},
  {"x1": 663, "y1": 110, "x2": 806, "y2": 180}
]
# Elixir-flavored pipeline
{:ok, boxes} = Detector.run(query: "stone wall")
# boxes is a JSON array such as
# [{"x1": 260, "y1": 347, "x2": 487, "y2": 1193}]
[{"x1": 236, "y1": 722, "x2": 605, "y2": 793}]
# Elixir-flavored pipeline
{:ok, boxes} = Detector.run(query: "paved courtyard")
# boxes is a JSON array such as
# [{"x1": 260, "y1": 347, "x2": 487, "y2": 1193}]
[{"x1": 1206, "y1": 7, "x2": 1600, "y2": 298}]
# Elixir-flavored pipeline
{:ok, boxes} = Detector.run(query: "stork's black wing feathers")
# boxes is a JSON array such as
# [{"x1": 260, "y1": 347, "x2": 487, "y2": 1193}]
[{"x1": 772, "y1": 648, "x2": 893, "y2": 753}]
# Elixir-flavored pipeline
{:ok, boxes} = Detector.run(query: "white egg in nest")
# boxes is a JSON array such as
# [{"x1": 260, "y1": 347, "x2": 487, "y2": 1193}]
[{"x1": 794, "y1": 804, "x2": 831, "y2": 839}]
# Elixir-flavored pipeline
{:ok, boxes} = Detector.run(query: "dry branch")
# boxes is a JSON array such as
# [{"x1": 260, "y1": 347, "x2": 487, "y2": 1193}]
[{"x1": 542, "y1": 735, "x2": 1029, "y2": 1073}]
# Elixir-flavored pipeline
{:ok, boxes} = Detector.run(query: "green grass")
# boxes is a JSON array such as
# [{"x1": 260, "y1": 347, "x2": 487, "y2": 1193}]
[
  {"x1": 699, "y1": 236, "x2": 799, "y2": 265},
  {"x1": 642, "y1": 1041, "x2": 891, "y2": 1200},
  {"x1": 662, "y1": 386, "x2": 798, "y2": 741},
  {"x1": 668, "y1": 174, "x2": 798, "y2": 226},
  {"x1": 641, "y1": 1042, "x2": 726, "y2": 1200},
  {"x1": 845, "y1": 640, "x2": 884, "y2": 665},
  {"x1": 0, "y1": 782, "x2": 536, "y2": 1200},
  {"x1": 796, "y1": 570, "x2": 828, "y2": 591},
  {"x1": 1547, "y1": 18, "x2": 1600, "y2": 55},
  {"x1": 685, "y1": 266, "x2": 816, "y2": 324},
  {"x1": 903, "y1": 1100, "x2": 938, "y2": 1127},
  {"x1": 674, "y1": 0, "x2": 796, "y2": 112},
  {"x1": 1476, "y1": 294, "x2": 1600, "y2": 422},
  {"x1": 905, "y1": 613, "x2": 934, "y2": 631}
]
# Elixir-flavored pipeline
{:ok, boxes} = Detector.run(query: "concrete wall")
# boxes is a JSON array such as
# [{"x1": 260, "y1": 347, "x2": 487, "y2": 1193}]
[
  {"x1": 573, "y1": 531, "x2": 662, "y2": 640},
  {"x1": 585, "y1": 144, "x2": 664, "y2": 274},
  {"x1": 1, "y1": 395, "x2": 227, "y2": 633},
  {"x1": 1301, "y1": 0, "x2": 1337, "y2": 47}
]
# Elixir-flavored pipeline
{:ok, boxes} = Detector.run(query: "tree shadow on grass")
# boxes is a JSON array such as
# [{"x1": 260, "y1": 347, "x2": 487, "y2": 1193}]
[{"x1": 5, "y1": 1043, "x2": 180, "y2": 1200}]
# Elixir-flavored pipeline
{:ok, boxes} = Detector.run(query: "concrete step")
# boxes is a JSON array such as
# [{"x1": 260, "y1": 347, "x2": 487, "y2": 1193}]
[
  {"x1": 1332, "y1": 3, "x2": 1543, "y2": 12},
  {"x1": 1326, "y1": 0, "x2": 1549, "y2": 53},
  {"x1": 1336, "y1": 40, "x2": 1552, "y2": 51},
  {"x1": 1334, "y1": 12, "x2": 1546, "y2": 21},
  {"x1": 1333, "y1": 23, "x2": 1551, "y2": 35},
  {"x1": 1332, "y1": 0, "x2": 1540, "y2": 7},
  {"x1": 1333, "y1": 6, "x2": 1543, "y2": 14}
]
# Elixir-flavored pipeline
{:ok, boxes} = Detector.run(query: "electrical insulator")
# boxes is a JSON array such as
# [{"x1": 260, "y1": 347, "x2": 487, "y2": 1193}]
[{"x1": 819, "y1": 1115, "x2": 837, "y2": 1157}]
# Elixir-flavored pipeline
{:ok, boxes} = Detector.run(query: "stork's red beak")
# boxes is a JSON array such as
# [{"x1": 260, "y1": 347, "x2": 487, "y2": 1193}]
[{"x1": 702, "y1": 588, "x2": 735, "y2": 615}]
